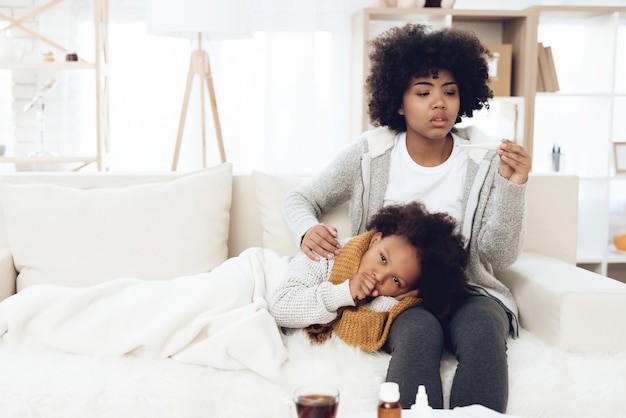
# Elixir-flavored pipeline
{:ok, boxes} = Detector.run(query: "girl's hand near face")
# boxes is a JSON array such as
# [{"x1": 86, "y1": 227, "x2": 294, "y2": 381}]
[
  {"x1": 349, "y1": 271, "x2": 379, "y2": 301},
  {"x1": 301, "y1": 224, "x2": 341, "y2": 261},
  {"x1": 497, "y1": 139, "x2": 531, "y2": 185}
]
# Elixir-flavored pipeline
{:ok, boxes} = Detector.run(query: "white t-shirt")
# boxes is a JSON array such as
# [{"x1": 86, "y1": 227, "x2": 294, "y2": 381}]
[{"x1": 383, "y1": 132, "x2": 469, "y2": 224}]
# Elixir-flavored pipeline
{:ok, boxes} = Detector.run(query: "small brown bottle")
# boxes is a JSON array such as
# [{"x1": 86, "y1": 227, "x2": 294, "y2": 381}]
[{"x1": 378, "y1": 382, "x2": 401, "y2": 418}]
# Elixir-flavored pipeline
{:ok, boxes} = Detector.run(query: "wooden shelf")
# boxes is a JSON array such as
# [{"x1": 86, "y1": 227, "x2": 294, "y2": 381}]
[
  {"x1": 0, "y1": 156, "x2": 99, "y2": 171},
  {"x1": 608, "y1": 250, "x2": 626, "y2": 265},
  {"x1": 354, "y1": 7, "x2": 530, "y2": 20},
  {"x1": 0, "y1": 61, "x2": 97, "y2": 70},
  {"x1": 0, "y1": 0, "x2": 109, "y2": 172},
  {"x1": 0, "y1": 156, "x2": 98, "y2": 164}
]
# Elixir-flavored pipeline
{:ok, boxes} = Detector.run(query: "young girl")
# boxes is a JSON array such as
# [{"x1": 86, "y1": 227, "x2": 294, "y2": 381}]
[
  {"x1": 282, "y1": 24, "x2": 531, "y2": 412},
  {"x1": 270, "y1": 201, "x2": 468, "y2": 352}
]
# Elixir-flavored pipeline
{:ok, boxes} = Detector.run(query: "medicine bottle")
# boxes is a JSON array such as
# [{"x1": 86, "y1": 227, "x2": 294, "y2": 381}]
[
  {"x1": 410, "y1": 385, "x2": 433, "y2": 418},
  {"x1": 377, "y1": 382, "x2": 401, "y2": 418}
]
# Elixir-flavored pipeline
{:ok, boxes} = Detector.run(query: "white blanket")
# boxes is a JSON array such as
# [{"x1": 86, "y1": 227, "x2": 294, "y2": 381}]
[{"x1": 0, "y1": 247, "x2": 291, "y2": 381}]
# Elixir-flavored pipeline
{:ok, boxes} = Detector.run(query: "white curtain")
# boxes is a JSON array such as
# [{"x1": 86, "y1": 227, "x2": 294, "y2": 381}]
[{"x1": 106, "y1": 0, "x2": 374, "y2": 174}]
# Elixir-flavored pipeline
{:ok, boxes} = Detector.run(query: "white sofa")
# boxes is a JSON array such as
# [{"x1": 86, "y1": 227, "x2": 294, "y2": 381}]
[{"x1": 0, "y1": 164, "x2": 625, "y2": 417}]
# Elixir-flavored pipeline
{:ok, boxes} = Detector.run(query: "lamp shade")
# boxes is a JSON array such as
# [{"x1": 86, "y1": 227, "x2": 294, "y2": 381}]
[{"x1": 147, "y1": 0, "x2": 252, "y2": 40}]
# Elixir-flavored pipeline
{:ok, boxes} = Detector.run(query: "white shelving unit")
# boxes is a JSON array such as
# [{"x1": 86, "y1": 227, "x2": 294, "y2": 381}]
[
  {"x1": 532, "y1": 6, "x2": 626, "y2": 280},
  {"x1": 351, "y1": 5, "x2": 626, "y2": 281},
  {"x1": 0, "y1": 0, "x2": 109, "y2": 171}
]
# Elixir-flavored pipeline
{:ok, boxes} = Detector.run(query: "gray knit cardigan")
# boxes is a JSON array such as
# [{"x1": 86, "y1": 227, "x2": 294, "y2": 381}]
[{"x1": 282, "y1": 126, "x2": 527, "y2": 336}]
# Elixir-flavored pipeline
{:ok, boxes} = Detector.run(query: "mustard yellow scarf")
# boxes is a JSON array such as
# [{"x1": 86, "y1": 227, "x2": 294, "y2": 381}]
[{"x1": 305, "y1": 232, "x2": 421, "y2": 352}]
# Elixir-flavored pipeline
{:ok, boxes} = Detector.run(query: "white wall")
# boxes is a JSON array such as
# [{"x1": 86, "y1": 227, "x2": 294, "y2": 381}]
[{"x1": 2, "y1": 0, "x2": 626, "y2": 174}]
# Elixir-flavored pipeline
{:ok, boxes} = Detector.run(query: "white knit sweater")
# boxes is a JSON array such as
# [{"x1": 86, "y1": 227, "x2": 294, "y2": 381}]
[{"x1": 269, "y1": 238, "x2": 399, "y2": 328}]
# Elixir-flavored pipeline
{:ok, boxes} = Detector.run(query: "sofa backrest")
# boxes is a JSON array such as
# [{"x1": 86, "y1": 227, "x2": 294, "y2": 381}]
[
  {"x1": 228, "y1": 172, "x2": 580, "y2": 265},
  {"x1": 229, "y1": 175, "x2": 263, "y2": 257},
  {"x1": 522, "y1": 173, "x2": 579, "y2": 264},
  {"x1": 0, "y1": 170, "x2": 579, "y2": 265}
]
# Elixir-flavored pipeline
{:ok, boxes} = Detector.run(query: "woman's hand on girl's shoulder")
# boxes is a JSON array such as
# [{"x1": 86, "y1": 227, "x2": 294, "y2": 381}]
[{"x1": 301, "y1": 224, "x2": 341, "y2": 261}]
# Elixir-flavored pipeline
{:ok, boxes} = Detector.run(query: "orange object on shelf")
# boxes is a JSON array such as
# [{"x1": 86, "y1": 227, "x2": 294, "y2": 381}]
[{"x1": 615, "y1": 233, "x2": 626, "y2": 251}]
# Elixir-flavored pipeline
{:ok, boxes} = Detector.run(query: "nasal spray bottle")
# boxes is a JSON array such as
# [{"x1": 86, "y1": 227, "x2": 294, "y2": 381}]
[
  {"x1": 377, "y1": 382, "x2": 401, "y2": 418},
  {"x1": 411, "y1": 385, "x2": 433, "y2": 418}
]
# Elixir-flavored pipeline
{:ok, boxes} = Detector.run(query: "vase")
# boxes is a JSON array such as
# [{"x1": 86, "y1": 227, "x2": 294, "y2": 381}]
[{"x1": 0, "y1": 33, "x2": 25, "y2": 61}]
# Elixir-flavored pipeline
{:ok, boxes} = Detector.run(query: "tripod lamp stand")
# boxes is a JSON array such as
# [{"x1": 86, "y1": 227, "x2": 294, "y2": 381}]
[{"x1": 147, "y1": 0, "x2": 251, "y2": 170}]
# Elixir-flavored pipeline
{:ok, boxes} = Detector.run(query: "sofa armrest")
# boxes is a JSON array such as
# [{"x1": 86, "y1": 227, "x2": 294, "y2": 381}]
[
  {"x1": 0, "y1": 248, "x2": 16, "y2": 302},
  {"x1": 496, "y1": 252, "x2": 626, "y2": 354}
]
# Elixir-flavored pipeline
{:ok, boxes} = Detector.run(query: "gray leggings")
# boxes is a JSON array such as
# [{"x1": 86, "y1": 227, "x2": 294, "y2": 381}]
[{"x1": 382, "y1": 294, "x2": 510, "y2": 412}]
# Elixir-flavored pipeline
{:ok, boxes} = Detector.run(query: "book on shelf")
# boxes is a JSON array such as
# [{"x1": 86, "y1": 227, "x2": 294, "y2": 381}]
[
  {"x1": 536, "y1": 43, "x2": 546, "y2": 92},
  {"x1": 544, "y1": 45, "x2": 560, "y2": 92},
  {"x1": 537, "y1": 42, "x2": 559, "y2": 92}
]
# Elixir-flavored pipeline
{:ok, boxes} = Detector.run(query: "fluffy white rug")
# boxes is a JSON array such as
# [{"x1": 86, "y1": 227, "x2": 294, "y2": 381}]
[{"x1": 0, "y1": 328, "x2": 625, "y2": 418}]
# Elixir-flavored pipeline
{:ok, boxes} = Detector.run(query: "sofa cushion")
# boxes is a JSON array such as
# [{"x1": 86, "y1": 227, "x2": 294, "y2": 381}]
[
  {"x1": 252, "y1": 171, "x2": 350, "y2": 256},
  {"x1": 0, "y1": 164, "x2": 233, "y2": 291}
]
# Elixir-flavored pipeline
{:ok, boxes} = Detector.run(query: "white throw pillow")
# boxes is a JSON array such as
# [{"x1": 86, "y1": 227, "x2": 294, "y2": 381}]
[
  {"x1": 0, "y1": 164, "x2": 233, "y2": 291},
  {"x1": 252, "y1": 171, "x2": 350, "y2": 257}
]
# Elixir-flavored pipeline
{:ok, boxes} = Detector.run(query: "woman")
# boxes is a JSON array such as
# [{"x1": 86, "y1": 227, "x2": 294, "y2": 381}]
[{"x1": 282, "y1": 23, "x2": 531, "y2": 412}]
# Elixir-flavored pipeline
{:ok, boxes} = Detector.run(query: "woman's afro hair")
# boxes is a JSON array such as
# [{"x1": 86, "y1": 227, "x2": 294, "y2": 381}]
[{"x1": 366, "y1": 23, "x2": 493, "y2": 133}]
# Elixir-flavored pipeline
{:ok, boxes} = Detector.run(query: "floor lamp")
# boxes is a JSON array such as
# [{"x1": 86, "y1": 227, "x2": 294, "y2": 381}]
[{"x1": 147, "y1": 0, "x2": 251, "y2": 170}]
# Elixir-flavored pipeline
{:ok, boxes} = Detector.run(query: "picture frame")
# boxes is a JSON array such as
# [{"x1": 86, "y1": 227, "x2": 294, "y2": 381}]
[{"x1": 615, "y1": 142, "x2": 626, "y2": 174}]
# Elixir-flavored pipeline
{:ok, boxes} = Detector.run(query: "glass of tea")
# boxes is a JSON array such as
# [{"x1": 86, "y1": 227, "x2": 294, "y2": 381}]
[{"x1": 293, "y1": 384, "x2": 339, "y2": 418}]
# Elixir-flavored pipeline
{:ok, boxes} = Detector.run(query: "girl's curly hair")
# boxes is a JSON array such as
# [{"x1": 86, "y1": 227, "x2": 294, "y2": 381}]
[
  {"x1": 366, "y1": 23, "x2": 493, "y2": 133},
  {"x1": 366, "y1": 201, "x2": 468, "y2": 317}
]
